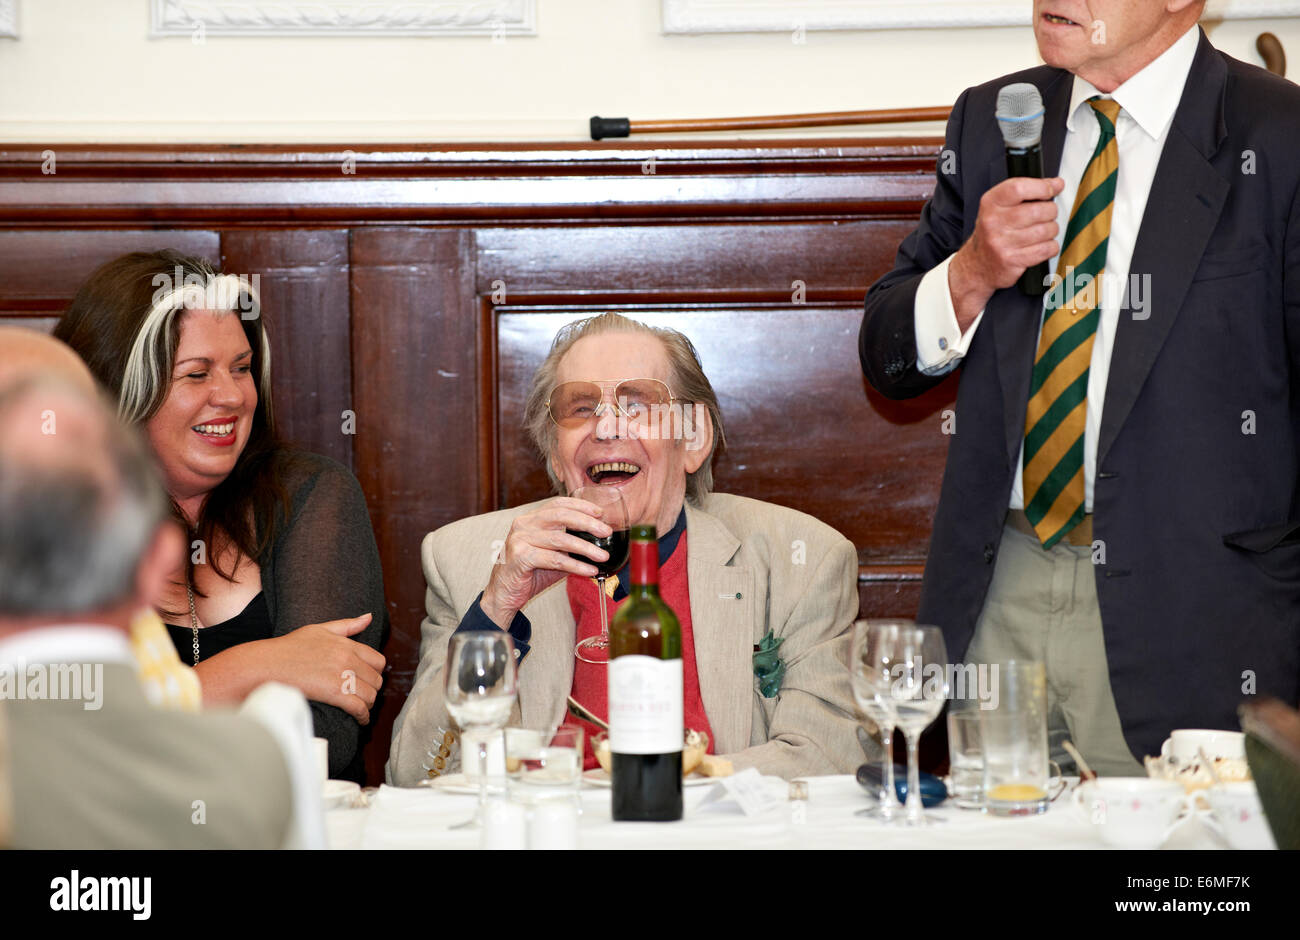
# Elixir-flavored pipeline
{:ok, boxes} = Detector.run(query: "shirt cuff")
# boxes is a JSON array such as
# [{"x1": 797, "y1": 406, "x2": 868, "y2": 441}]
[
  {"x1": 913, "y1": 255, "x2": 986, "y2": 376},
  {"x1": 455, "y1": 592, "x2": 531, "y2": 663}
]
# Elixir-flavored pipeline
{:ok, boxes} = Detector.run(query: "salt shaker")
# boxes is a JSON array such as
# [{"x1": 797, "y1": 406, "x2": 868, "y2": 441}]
[{"x1": 481, "y1": 800, "x2": 526, "y2": 850}]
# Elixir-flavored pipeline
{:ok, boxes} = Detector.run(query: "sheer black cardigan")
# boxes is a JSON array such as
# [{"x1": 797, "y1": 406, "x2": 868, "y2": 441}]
[{"x1": 256, "y1": 451, "x2": 388, "y2": 781}]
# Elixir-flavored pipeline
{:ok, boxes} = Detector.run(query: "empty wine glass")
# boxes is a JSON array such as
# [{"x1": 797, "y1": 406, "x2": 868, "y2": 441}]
[
  {"x1": 570, "y1": 485, "x2": 630, "y2": 664},
  {"x1": 850, "y1": 619, "x2": 908, "y2": 822},
  {"x1": 445, "y1": 631, "x2": 518, "y2": 829},
  {"x1": 888, "y1": 624, "x2": 950, "y2": 827}
]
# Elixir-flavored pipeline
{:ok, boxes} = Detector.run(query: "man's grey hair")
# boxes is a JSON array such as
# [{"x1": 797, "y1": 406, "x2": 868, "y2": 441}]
[
  {"x1": 0, "y1": 378, "x2": 169, "y2": 616},
  {"x1": 522, "y1": 313, "x2": 726, "y2": 504}
]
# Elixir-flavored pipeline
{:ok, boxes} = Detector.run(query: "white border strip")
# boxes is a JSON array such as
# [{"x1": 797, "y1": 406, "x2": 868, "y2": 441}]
[
  {"x1": 662, "y1": 0, "x2": 1299, "y2": 33},
  {"x1": 149, "y1": 0, "x2": 538, "y2": 37}
]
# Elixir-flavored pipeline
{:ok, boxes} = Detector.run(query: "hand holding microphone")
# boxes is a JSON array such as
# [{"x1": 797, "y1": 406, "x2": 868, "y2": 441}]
[
  {"x1": 949, "y1": 83, "x2": 1064, "y2": 329},
  {"x1": 996, "y1": 83, "x2": 1058, "y2": 296}
]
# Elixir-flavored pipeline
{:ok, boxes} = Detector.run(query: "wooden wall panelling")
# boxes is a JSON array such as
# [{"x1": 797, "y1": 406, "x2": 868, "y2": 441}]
[
  {"x1": 0, "y1": 142, "x2": 940, "y2": 225},
  {"x1": 219, "y1": 230, "x2": 354, "y2": 470},
  {"x1": 474, "y1": 221, "x2": 918, "y2": 298},
  {"x1": 0, "y1": 229, "x2": 220, "y2": 315},
  {"x1": 350, "y1": 227, "x2": 479, "y2": 785}
]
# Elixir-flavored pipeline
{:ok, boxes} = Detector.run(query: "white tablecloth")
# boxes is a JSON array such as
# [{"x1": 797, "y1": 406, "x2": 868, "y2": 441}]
[{"x1": 326, "y1": 775, "x2": 1232, "y2": 850}]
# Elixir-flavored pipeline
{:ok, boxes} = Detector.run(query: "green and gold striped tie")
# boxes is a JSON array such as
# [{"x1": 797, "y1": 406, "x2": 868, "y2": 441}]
[{"x1": 1023, "y1": 97, "x2": 1120, "y2": 548}]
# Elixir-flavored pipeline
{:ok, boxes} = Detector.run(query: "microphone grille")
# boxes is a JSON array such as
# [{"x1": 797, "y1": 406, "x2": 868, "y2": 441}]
[{"x1": 996, "y1": 82, "x2": 1045, "y2": 148}]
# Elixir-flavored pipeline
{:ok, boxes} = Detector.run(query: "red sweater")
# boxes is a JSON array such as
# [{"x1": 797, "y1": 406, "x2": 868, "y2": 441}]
[{"x1": 566, "y1": 531, "x2": 716, "y2": 769}]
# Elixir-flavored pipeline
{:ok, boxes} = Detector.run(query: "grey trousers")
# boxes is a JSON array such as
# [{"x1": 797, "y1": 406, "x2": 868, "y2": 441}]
[{"x1": 966, "y1": 519, "x2": 1145, "y2": 777}]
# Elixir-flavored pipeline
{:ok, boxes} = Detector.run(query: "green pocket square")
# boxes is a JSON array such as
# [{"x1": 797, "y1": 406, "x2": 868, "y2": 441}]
[{"x1": 753, "y1": 631, "x2": 786, "y2": 699}]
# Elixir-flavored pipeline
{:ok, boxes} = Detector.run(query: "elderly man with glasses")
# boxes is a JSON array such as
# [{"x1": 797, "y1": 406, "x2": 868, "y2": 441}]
[{"x1": 388, "y1": 313, "x2": 863, "y2": 784}]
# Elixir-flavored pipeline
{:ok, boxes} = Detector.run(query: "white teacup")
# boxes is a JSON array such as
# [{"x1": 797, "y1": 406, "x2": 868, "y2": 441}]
[
  {"x1": 311, "y1": 736, "x2": 330, "y2": 785},
  {"x1": 321, "y1": 779, "x2": 361, "y2": 810},
  {"x1": 1203, "y1": 782, "x2": 1277, "y2": 850},
  {"x1": 1073, "y1": 778, "x2": 1190, "y2": 848},
  {"x1": 1159, "y1": 729, "x2": 1246, "y2": 764}
]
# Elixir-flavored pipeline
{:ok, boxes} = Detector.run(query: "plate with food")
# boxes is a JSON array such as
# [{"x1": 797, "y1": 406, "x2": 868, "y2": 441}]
[{"x1": 586, "y1": 728, "x2": 732, "y2": 787}]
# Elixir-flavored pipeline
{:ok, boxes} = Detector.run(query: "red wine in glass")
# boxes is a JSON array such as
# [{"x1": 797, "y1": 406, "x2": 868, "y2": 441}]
[
  {"x1": 567, "y1": 527, "x2": 630, "y2": 578},
  {"x1": 570, "y1": 485, "x2": 630, "y2": 664}
]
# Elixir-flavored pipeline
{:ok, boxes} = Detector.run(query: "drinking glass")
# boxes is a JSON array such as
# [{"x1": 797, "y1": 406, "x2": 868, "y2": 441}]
[
  {"x1": 570, "y1": 485, "x2": 630, "y2": 664},
  {"x1": 887, "y1": 625, "x2": 950, "y2": 826},
  {"x1": 505, "y1": 725, "x2": 584, "y2": 808},
  {"x1": 849, "y1": 619, "x2": 908, "y2": 821},
  {"x1": 978, "y1": 660, "x2": 1065, "y2": 816},
  {"x1": 947, "y1": 700, "x2": 985, "y2": 810},
  {"x1": 445, "y1": 631, "x2": 518, "y2": 828}
]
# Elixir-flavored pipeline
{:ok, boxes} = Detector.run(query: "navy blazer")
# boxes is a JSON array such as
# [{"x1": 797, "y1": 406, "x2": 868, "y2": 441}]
[{"x1": 860, "y1": 29, "x2": 1300, "y2": 760}]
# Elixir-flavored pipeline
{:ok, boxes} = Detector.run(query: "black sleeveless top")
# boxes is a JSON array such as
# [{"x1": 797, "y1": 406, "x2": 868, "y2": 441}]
[{"x1": 165, "y1": 591, "x2": 275, "y2": 665}]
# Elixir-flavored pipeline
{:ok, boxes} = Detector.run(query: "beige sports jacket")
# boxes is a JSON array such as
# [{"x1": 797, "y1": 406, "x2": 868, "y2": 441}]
[{"x1": 388, "y1": 492, "x2": 863, "y2": 785}]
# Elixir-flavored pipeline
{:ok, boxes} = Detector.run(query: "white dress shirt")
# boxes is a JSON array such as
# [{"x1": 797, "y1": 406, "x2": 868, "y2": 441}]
[
  {"x1": 913, "y1": 25, "x2": 1200, "y2": 512},
  {"x1": 0, "y1": 624, "x2": 134, "y2": 668}
]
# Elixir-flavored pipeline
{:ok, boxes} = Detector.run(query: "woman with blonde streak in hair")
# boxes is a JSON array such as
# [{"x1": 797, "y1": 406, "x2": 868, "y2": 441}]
[{"x1": 55, "y1": 250, "x2": 387, "y2": 781}]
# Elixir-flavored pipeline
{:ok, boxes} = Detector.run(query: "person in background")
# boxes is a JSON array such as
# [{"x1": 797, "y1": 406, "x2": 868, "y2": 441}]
[
  {"x1": 389, "y1": 313, "x2": 863, "y2": 785},
  {"x1": 0, "y1": 325, "x2": 199, "y2": 711},
  {"x1": 55, "y1": 251, "x2": 388, "y2": 780},
  {"x1": 0, "y1": 374, "x2": 292, "y2": 848},
  {"x1": 860, "y1": 1, "x2": 1300, "y2": 772}
]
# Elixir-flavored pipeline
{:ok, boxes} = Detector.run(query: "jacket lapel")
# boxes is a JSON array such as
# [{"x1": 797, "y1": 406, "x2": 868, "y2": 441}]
[
  {"x1": 519, "y1": 581, "x2": 576, "y2": 734},
  {"x1": 992, "y1": 68, "x2": 1074, "y2": 471},
  {"x1": 1097, "y1": 30, "x2": 1229, "y2": 465},
  {"x1": 684, "y1": 502, "x2": 754, "y2": 755}
]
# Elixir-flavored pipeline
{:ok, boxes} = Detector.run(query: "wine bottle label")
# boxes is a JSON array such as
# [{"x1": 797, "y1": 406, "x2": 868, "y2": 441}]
[{"x1": 608, "y1": 655, "x2": 683, "y2": 754}]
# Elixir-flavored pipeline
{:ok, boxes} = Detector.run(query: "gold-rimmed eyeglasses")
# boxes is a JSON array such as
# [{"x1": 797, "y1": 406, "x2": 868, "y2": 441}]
[{"x1": 545, "y1": 378, "x2": 679, "y2": 429}]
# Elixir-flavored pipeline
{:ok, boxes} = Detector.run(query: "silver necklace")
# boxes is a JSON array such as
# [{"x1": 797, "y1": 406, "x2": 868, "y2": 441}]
[{"x1": 186, "y1": 583, "x2": 200, "y2": 666}]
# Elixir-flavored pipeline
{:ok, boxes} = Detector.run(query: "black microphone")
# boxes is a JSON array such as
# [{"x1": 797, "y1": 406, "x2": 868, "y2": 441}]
[{"x1": 996, "y1": 83, "x2": 1049, "y2": 297}]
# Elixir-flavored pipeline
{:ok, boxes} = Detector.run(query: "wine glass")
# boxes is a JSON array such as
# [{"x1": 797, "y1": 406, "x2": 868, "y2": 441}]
[
  {"x1": 570, "y1": 485, "x2": 630, "y2": 664},
  {"x1": 888, "y1": 624, "x2": 950, "y2": 827},
  {"x1": 445, "y1": 631, "x2": 518, "y2": 829},
  {"x1": 850, "y1": 619, "x2": 907, "y2": 821}
]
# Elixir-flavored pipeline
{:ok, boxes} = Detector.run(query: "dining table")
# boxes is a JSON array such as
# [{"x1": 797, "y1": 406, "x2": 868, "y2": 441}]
[{"x1": 324, "y1": 773, "x2": 1235, "y2": 850}]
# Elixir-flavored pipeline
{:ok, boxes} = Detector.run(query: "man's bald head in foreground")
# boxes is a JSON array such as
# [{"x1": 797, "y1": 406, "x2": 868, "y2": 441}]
[
  {"x1": 0, "y1": 331, "x2": 178, "y2": 635},
  {"x1": 0, "y1": 326, "x2": 98, "y2": 396}
]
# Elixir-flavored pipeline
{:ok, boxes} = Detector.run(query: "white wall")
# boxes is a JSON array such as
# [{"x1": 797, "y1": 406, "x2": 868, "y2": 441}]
[{"x1": 0, "y1": 0, "x2": 1296, "y2": 142}]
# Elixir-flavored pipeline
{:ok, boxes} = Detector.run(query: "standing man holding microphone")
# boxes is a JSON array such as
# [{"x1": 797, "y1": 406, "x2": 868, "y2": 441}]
[{"x1": 861, "y1": 1, "x2": 1300, "y2": 773}]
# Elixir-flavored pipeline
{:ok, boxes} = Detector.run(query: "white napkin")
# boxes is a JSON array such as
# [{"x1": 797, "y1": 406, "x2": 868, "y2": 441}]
[
  {"x1": 694, "y1": 768, "x2": 788, "y2": 816},
  {"x1": 239, "y1": 682, "x2": 326, "y2": 849},
  {"x1": 360, "y1": 784, "x2": 479, "y2": 849}
]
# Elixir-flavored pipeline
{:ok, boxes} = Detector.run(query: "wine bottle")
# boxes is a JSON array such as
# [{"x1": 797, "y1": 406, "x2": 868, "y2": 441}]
[{"x1": 608, "y1": 524, "x2": 683, "y2": 821}]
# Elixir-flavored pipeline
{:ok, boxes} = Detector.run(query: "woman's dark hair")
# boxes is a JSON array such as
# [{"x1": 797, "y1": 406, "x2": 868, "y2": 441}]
[{"x1": 54, "y1": 249, "x2": 296, "y2": 594}]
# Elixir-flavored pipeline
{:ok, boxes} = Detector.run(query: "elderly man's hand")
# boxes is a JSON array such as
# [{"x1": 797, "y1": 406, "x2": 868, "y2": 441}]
[
  {"x1": 949, "y1": 176, "x2": 1064, "y2": 331},
  {"x1": 479, "y1": 497, "x2": 612, "y2": 629}
]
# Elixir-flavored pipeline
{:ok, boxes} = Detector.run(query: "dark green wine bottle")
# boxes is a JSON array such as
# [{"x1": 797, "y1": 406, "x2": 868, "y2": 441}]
[{"x1": 609, "y1": 524, "x2": 683, "y2": 821}]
